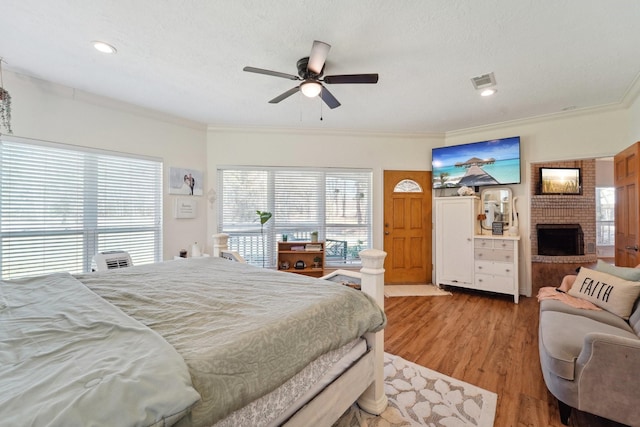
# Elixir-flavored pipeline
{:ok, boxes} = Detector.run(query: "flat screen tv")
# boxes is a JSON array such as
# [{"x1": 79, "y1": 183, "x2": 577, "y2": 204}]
[
  {"x1": 539, "y1": 167, "x2": 582, "y2": 195},
  {"x1": 431, "y1": 136, "x2": 521, "y2": 189}
]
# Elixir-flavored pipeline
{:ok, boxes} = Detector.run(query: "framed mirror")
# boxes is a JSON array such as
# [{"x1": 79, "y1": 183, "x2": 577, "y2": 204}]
[{"x1": 481, "y1": 187, "x2": 512, "y2": 230}]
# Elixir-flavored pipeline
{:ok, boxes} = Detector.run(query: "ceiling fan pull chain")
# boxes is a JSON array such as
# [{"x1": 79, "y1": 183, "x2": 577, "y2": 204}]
[
  {"x1": 299, "y1": 90, "x2": 303, "y2": 122},
  {"x1": 319, "y1": 87, "x2": 323, "y2": 121}
]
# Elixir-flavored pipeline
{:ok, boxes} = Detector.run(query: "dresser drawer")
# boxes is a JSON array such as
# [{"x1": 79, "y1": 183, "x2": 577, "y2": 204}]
[
  {"x1": 474, "y1": 273, "x2": 515, "y2": 293},
  {"x1": 474, "y1": 249, "x2": 514, "y2": 262},
  {"x1": 474, "y1": 261, "x2": 515, "y2": 277},
  {"x1": 475, "y1": 238, "x2": 490, "y2": 249},
  {"x1": 493, "y1": 239, "x2": 514, "y2": 250},
  {"x1": 474, "y1": 238, "x2": 515, "y2": 250}
]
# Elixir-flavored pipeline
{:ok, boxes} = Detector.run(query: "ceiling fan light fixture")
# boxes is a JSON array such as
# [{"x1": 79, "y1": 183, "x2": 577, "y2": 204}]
[{"x1": 300, "y1": 80, "x2": 322, "y2": 98}]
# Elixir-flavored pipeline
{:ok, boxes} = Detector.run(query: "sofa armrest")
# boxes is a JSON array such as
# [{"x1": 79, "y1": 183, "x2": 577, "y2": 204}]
[{"x1": 575, "y1": 332, "x2": 640, "y2": 425}]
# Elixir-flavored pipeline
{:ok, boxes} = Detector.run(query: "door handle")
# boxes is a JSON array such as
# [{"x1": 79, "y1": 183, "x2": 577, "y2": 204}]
[{"x1": 625, "y1": 245, "x2": 639, "y2": 252}]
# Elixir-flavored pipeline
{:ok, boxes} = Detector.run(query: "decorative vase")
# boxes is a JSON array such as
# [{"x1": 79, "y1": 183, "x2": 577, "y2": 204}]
[{"x1": 191, "y1": 242, "x2": 201, "y2": 257}]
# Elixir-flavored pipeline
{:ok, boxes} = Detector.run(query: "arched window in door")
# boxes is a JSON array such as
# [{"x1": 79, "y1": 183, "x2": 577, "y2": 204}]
[{"x1": 393, "y1": 179, "x2": 423, "y2": 193}]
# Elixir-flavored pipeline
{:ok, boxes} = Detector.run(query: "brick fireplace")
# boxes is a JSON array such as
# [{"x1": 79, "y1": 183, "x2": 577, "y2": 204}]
[{"x1": 531, "y1": 159, "x2": 598, "y2": 291}]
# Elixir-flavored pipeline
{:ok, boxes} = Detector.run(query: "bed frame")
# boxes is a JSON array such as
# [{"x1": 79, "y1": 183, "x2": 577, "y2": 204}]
[{"x1": 212, "y1": 234, "x2": 387, "y2": 426}]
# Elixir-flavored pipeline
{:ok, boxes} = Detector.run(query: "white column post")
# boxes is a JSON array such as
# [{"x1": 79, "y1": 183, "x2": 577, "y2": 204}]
[
  {"x1": 356, "y1": 248, "x2": 388, "y2": 415},
  {"x1": 212, "y1": 233, "x2": 229, "y2": 258}
]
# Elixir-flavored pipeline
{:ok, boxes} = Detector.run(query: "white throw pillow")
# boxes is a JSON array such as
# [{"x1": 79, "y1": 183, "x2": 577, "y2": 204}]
[{"x1": 568, "y1": 267, "x2": 640, "y2": 319}]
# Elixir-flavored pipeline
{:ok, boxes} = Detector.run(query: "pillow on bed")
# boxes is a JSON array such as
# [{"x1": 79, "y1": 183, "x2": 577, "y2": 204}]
[
  {"x1": 568, "y1": 267, "x2": 640, "y2": 319},
  {"x1": 594, "y1": 259, "x2": 640, "y2": 281}
]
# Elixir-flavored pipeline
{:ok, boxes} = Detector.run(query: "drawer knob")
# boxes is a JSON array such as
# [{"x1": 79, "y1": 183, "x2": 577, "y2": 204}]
[
  {"x1": 478, "y1": 266, "x2": 483, "y2": 270},
  {"x1": 505, "y1": 269, "x2": 511, "y2": 273}
]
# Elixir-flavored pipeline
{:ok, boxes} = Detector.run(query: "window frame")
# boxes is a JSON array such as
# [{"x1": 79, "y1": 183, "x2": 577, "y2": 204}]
[
  {"x1": 0, "y1": 135, "x2": 163, "y2": 279},
  {"x1": 217, "y1": 166, "x2": 373, "y2": 268},
  {"x1": 595, "y1": 186, "x2": 615, "y2": 247}
]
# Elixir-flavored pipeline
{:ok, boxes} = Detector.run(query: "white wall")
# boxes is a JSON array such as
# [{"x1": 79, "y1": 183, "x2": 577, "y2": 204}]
[
  {"x1": 3, "y1": 71, "x2": 209, "y2": 260},
  {"x1": 596, "y1": 158, "x2": 614, "y2": 187},
  {"x1": 206, "y1": 128, "x2": 444, "y2": 251},
  {"x1": 630, "y1": 88, "x2": 640, "y2": 142}
]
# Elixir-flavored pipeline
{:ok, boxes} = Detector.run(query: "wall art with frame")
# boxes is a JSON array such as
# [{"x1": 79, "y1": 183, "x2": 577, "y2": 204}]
[{"x1": 169, "y1": 167, "x2": 203, "y2": 196}]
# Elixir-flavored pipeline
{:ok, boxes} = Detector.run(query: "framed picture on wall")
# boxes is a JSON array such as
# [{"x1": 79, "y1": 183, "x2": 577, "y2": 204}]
[
  {"x1": 169, "y1": 167, "x2": 203, "y2": 195},
  {"x1": 539, "y1": 167, "x2": 582, "y2": 195}
]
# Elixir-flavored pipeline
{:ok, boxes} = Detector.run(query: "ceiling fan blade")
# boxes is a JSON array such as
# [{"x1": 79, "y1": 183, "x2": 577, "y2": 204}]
[
  {"x1": 269, "y1": 86, "x2": 300, "y2": 104},
  {"x1": 319, "y1": 86, "x2": 341, "y2": 109},
  {"x1": 243, "y1": 66, "x2": 300, "y2": 81},
  {"x1": 324, "y1": 74, "x2": 379, "y2": 84},
  {"x1": 307, "y1": 41, "x2": 331, "y2": 75}
]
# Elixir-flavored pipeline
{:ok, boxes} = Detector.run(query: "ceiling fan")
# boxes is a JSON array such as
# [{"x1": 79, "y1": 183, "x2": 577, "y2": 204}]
[{"x1": 243, "y1": 40, "x2": 378, "y2": 109}]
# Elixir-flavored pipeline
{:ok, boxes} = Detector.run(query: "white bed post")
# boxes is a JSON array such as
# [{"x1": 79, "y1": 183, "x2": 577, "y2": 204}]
[
  {"x1": 357, "y1": 248, "x2": 388, "y2": 415},
  {"x1": 212, "y1": 233, "x2": 229, "y2": 257}
]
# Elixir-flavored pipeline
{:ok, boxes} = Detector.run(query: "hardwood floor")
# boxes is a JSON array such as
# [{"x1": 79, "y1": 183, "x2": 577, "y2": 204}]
[{"x1": 383, "y1": 288, "x2": 630, "y2": 427}]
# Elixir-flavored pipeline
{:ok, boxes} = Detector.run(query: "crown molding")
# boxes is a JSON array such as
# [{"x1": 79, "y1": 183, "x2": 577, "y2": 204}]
[
  {"x1": 206, "y1": 124, "x2": 445, "y2": 140},
  {"x1": 621, "y1": 71, "x2": 640, "y2": 108},
  {"x1": 11, "y1": 71, "x2": 208, "y2": 132},
  {"x1": 446, "y1": 102, "x2": 625, "y2": 138}
]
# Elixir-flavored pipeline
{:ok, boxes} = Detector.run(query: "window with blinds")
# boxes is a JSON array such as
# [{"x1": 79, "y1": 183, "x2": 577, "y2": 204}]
[
  {"x1": 0, "y1": 136, "x2": 162, "y2": 279},
  {"x1": 218, "y1": 167, "x2": 372, "y2": 267}
]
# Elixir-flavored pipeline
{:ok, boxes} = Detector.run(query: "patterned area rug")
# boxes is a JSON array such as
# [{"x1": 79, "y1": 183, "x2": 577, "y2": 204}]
[
  {"x1": 335, "y1": 353, "x2": 497, "y2": 427},
  {"x1": 384, "y1": 284, "x2": 452, "y2": 297}
]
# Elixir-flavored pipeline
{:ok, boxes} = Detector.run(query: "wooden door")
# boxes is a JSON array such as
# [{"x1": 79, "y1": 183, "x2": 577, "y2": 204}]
[
  {"x1": 614, "y1": 142, "x2": 640, "y2": 267},
  {"x1": 383, "y1": 171, "x2": 432, "y2": 284}
]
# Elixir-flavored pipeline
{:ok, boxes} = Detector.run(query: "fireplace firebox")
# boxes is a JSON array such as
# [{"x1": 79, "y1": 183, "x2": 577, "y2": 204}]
[{"x1": 537, "y1": 224, "x2": 584, "y2": 256}]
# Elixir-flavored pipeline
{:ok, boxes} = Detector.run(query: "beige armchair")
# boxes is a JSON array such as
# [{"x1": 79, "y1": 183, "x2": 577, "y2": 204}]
[{"x1": 538, "y1": 298, "x2": 640, "y2": 425}]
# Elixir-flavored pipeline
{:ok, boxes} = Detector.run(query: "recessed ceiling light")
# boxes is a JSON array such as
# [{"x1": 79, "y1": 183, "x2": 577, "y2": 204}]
[
  {"x1": 92, "y1": 41, "x2": 117, "y2": 54},
  {"x1": 480, "y1": 88, "x2": 497, "y2": 97}
]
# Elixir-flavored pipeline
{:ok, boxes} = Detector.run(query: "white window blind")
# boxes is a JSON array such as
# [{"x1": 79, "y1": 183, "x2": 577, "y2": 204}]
[
  {"x1": 0, "y1": 136, "x2": 162, "y2": 279},
  {"x1": 218, "y1": 167, "x2": 372, "y2": 267}
]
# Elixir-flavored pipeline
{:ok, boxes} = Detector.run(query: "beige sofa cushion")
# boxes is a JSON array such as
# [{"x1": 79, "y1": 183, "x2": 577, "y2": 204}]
[
  {"x1": 539, "y1": 311, "x2": 638, "y2": 380},
  {"x1": 568, "y1": 267, "x2": 640, "y2": 319},
  {"x1": 539, "y1": 299, "x2": 634, "y2": 332}
]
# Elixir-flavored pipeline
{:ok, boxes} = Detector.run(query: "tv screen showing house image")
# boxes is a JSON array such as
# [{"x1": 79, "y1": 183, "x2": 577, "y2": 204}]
[{"x1": 431, "y1": 136, "x2": 521, "y2": 189}]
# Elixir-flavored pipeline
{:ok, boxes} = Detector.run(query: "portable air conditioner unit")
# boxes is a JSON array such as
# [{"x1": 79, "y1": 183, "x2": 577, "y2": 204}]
[{"x1": 91, "y1": 251, "x2": 133, "y2": 272}]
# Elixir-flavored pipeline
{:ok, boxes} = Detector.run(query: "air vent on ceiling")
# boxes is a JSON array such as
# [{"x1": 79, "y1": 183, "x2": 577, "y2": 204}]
[{"x1": 471, "y1": 72, "x2": 497, "y2": 90}]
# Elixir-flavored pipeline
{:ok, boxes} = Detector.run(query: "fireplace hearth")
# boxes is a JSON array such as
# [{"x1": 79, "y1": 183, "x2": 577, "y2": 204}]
[{"x1": 537, "y1": 224, "x2": 584, "y2": 256}]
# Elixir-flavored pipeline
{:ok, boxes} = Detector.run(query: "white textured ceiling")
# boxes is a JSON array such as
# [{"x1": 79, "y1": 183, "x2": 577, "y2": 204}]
[{"x1": 1, "y1": 0, "x2": 639, "y2": 133}]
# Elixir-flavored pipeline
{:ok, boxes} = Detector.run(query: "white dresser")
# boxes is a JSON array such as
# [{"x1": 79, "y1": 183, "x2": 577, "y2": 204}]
[
  {"x1": 434, "y1": 196, "x2": 520, "y2": 303},
  {"x1": 473, "y1": 236, "x2": 520, "y2": 303}
]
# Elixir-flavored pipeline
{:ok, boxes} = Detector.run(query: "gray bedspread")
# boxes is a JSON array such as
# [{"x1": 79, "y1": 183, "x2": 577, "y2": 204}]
[
  {"x1": 0, "y1": 273, "x2": 200, "y2": 427},
  {"x1": 75, "y1": 257, "x2": 386, "y2": 426}
]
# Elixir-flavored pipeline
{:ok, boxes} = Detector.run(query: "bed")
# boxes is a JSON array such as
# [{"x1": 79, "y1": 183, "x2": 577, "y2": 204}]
[{"x1": 0, "y1": 234, "x2": 387, "y2": 427}]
